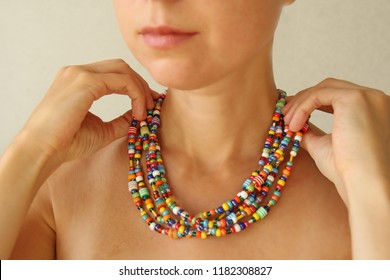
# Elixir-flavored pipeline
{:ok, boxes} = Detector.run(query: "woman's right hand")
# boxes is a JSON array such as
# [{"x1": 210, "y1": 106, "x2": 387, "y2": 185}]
[
  {"x1": 0, "y1": 59, "x2": 157, "y2": 258},
  {"x1": 20, "y1": 58, "x2": 158, "y2": 167}
]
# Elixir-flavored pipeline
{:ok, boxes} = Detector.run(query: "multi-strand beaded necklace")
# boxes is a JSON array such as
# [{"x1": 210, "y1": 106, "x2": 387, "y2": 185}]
[{"x1": 127, "y1": 90, "x2": 309, "y2": 239}]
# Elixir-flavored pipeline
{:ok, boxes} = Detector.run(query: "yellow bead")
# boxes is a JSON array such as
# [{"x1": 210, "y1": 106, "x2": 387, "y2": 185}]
[
  {"x1": 159, "y1": 207, "x2": 166, "y2": 213},
  {"x1": 251, "y1": 171, "x2": 259, "y2": 177},
  {"x1": 277, "y1": 179, "x2": 286, "y2": 187},
  {"x1": 208, "y1": 221, "x2": 214, "y2": 229},
  {"x1": 140, "y1": 211, "x2": 147, "y2": 217},
  {"x1": 264, "y1": 164, "x2": 273, "y2": 172},
  {"x1": 165, "y1": 197, "x2": 173, "y2": 205},
  {"x1": 178, "y1": 225, "x2": 185, "y2": 234},
  {"x1": 146, "y1": 203, "x2": 153, "y2": 210},
  {"x1": 215, "y1": 229, "x2": 222, "y2": 237},
  {"x1": 253, "y1": 213, "x2": 260, "y2": 221},
  {"x1": 276, "y1": 149, "x2": 284, "y2": 156},
  {"x1": 201, "y1": 231, "x2": 207, "y2": 240},
  {"x1": 222, "y1": 203, "x2": 229, "y2": 211},
  {"x1": 202, "y1": 212, "x2": 208, "y2": 218}
]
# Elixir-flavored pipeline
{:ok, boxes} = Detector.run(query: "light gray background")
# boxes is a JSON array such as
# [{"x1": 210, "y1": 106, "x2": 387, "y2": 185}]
[{"x1": 1, "y1": 0, "x2": 389, "y2": 153}]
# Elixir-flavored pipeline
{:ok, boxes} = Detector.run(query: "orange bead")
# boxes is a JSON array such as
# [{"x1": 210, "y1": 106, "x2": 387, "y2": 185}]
[{"x1": 244, "y1": 207, "x2": 252, "y2": 216}]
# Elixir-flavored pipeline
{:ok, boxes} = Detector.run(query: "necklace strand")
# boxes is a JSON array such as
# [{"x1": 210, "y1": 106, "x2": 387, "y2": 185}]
[{"x1": 127, "y1": 89, "x2": 309, "y2": 239}]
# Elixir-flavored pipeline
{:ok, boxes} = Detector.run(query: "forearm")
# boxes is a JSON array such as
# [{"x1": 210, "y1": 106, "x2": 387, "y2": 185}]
[
  {"x1": 0, "y1": 131, "x2": 59, "y2": 259},
  {"x1": 345, "y1": 169, "x2": 390, "y2": 259}
]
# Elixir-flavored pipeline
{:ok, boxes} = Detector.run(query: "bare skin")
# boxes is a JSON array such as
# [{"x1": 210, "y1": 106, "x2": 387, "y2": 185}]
[
  {"x1": 1, "y1": 0, "x2": 389, "y2": 259},
  {"x1": 10, "y1": 126, "x2": 351, "y2": 260}
]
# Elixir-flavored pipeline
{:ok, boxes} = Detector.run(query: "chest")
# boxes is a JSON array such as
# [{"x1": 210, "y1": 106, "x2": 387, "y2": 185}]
[{"x1": 54, "y1": 179, "x2": 350, "y2": 260}]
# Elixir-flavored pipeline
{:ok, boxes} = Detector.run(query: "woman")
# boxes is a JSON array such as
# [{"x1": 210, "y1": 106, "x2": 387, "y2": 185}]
[{"x1": 0, "y1": 0, "x2": 389, "y2": 259}]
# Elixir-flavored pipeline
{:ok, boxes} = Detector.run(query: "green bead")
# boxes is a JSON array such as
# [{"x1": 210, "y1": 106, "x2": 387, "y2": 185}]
[
  {"x1": 139, "y1": 187, "x2": 149, "y2": 199},
  {"x1": 256, "y1": 207, "x2": 268, "y2": 219}
]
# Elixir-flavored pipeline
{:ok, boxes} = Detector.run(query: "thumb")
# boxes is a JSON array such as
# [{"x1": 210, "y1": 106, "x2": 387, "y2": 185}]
[{"x1": 104, "y1": 110, "x2": 133, "y2": 143}]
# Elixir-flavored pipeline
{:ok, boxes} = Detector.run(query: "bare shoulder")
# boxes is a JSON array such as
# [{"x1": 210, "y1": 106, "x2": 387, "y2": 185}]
[
  {"x1": 278, "y1": 124, "x2": 352, "y2": 259},
  {"x1": 11, "y1": 136, "x2": 128, "y2": 259}
]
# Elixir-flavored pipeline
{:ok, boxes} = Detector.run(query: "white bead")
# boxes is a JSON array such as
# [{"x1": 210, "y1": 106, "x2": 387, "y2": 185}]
[
  {"x1": 180, "y1": 211, "x2": 188, "y2": 219},
  {"x1": 294, "y1": 135, "x2": 302, "y2": 142},
  {"x1": 172, "y1": 206, "x2": 180, "y2": 215},
  {"x1": 262, "y1": 152, "x2": 269, "y2": 158},
  {"x1": 128, "y1": 149, "x2": 135, "y2": 154},
  {"x1": 136, "y1": 176, "x2": 143, "y2": 182},
  {"x1": 234, "y1": 224, "x2": 241, "y2": 233},
  {"x1": 152, "y1": 170, "x2": 160, "y2": 177},
  {"x1": 153, "y1": 110, "x2": 160, "y2": 115},
  {"x1": 267, "y1": 175, "x2": 275, "y2": 182},
  {"x1": 244, "y1": 199, "x2": 252, "y2": 206},
  {"x1": 140, "y1": 121, "x2": 147, "y2": 126},
  {"x1": 149, "y1": 222, "x2": 156, "y2": 231},
  {"x1": 238, "y1": 191, "x2": 248, "y2": 200},
  {"x1": 128, "y1": 181, "x2": 137, "y2": 192},
  {"x1": 290, "y1": 151, "x2": 297, "y2": 157}
]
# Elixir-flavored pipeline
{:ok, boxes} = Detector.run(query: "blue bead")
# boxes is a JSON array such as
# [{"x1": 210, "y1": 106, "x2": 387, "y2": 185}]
[
  {"x1": 168, "y1": 219, "x2": 176, "y2": 227},
  {"x1": 217, "y1": 206, "x2": 224, "y2": 214},
  {"x1": 231, "y1": 200, "x2": 239, "y2": 208},
  {"x1": 264, "y1": 205, "x2": 270, "y2": 212},
  {"x1": 239, "y1": 222, "x2": 246, "y2": 230}
]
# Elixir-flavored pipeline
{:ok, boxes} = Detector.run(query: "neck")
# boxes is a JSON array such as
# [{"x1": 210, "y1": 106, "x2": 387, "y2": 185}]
[{"x1": 159, "y1": 52, "x2": 278, "y2": 170}]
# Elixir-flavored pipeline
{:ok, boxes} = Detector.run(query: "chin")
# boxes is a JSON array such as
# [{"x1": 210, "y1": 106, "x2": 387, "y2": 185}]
[{"x1": 144, "y1": 59, "x2": 216, "y2": 91}]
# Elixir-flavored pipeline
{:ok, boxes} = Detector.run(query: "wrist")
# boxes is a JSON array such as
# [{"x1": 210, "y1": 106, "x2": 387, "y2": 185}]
[
  {"x1": 7, "y1": 129, "x2": 62, "y2": 187},
  {"x1": 342, "y1": 168, "x2": 390, "y2": 259}
]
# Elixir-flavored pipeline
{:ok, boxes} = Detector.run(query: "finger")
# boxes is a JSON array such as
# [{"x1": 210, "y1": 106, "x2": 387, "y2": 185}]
[
  {"x1": 284, "y1": 88, "x2": 348, "y2": 131},
  {"x1": 89, "y1": 73, "x2": 149, "y2": 120},
  {"x1": 89, "y1": 59, "x2": 157, "y2": 109},
  {"x1": 82, "y1": 58, "x2": 135, "y2": 75},
  {"x1": 284, "y1": 94, "x2": 334, "y2": 115},
  {"x1": 316, "y1": 77, "x2": 369, "y2": 90},
  {"x1": 283, "y1": 78, "x2": 367, "y2": 121},
  {"x1": 104, "y1": 110, "x2": 133, "y2": 142},
  {"x1": 131, "y1": 71, "x2": 155, "y2": 109}
]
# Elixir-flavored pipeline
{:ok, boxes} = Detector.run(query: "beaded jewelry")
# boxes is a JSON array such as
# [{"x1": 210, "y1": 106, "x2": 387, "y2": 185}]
[{"x1": 127, "y1": 90, "x2": 309, "y2": 239}]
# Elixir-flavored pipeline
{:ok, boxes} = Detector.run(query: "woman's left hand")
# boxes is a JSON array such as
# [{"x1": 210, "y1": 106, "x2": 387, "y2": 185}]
[
  {"x1": 282, "y1": 78, "x2": 390, "y2": 259},
  {"x1": 283, "y1": 78, "x2": 390, "y2": 203}
]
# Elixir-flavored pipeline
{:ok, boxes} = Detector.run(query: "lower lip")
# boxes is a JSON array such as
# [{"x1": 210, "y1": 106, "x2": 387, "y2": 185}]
[{"x1": 141, "y1": 33, "x2": 197, "y2": 49}]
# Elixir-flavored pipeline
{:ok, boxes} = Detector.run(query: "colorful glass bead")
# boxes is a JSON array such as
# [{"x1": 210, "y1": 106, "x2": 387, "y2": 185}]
[{"x1": 127, "y1": 89, "x2": 309, "y2": 239}]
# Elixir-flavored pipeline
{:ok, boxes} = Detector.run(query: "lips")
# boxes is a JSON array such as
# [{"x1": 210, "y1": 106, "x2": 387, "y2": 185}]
[{"x1": 139, "y1": 26, "x2": 198, "y2": 49}]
